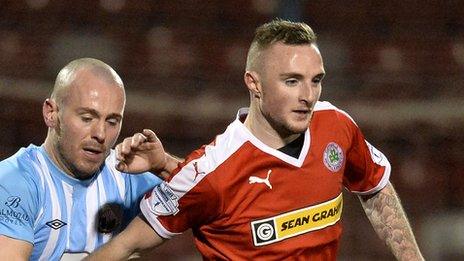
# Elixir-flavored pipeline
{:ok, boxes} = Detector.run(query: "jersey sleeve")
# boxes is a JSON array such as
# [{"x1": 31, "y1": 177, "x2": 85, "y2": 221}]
[
  {"x1": 123, "y1": 172, "x2": 163, "y2": 221},
  {"x1": 0, "y1": 159, "x2": 40, "y2": 244},
  {"x1": 341, "y1": 113, "x2": 391, "y2": 195},
  {"x1": 140, "y1": 160, "x2": 220, "y2": 239}
]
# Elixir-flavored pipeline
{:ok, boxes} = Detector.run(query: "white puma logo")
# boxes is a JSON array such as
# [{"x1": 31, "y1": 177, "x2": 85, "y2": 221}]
[{"x1": 248, "y1": 170, "x2": 272, "y2": 189}]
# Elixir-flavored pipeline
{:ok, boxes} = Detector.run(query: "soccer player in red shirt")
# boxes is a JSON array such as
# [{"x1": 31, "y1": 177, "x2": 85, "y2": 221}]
[{"x1": 87, "y1": 19, "x2": 424, "y2": 260}]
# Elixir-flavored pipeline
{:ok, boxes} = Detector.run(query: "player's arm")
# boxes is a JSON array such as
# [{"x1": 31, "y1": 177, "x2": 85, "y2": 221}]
[
  {"x1": 85, "y1": 215, "x2": 164, "y2": 260},
  {"x1": 159, "y1": 153, "x2": 182, "y2": 179},
  {"x1": 115, "y1": 129, "x2": 182, "y2": 178},
  {"x1": 0, "y1": 163, "x2": 39, "y2": 260},
  {"x1": 358, "y1": 181, "x2": 424, "y2": 261},
  {"x1": 0, "y1": 235, "x2": 33, "y2": 260}
]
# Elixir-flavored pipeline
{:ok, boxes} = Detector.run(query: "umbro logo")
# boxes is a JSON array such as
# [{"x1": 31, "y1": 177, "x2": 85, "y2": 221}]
[
  {"x1": 46, "y1": 219, "x2": 67, "y2": 230},
  {"x1": 249, "y1": 170, "x2": 273, "y2": 189}
]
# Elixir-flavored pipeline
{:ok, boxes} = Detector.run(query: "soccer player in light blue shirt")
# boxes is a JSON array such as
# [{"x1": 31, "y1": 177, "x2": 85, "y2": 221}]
[{"x1": 0, "y1": 58, "x2": 162, "y2": 260}]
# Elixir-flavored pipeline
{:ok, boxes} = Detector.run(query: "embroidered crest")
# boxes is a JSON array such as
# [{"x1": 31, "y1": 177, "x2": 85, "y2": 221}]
[
  {"x1": 148, "y1": 182, "x2": 179, "y2": 216},
  {"x1": 323, "y1": 142, "x2": 344, "y2": 172}
]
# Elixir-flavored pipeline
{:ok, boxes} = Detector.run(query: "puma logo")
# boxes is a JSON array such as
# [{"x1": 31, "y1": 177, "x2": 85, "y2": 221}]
[
  {"x1": 193, "y1": 161, "x2": 205, "y2": 181},
  {"x1": 248, "y1": 170, "x2": 272, "y2": 189}
]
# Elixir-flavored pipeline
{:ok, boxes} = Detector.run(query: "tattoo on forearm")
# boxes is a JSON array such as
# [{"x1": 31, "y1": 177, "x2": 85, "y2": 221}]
[{"x1": 360, "y1": 183, "x2": 424, "y2": 261}]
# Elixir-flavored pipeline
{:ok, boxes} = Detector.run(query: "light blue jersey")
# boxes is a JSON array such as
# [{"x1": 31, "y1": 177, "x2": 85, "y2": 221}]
[{"x1": 0, "y1": 144, "x2": 162, "y2": 260}]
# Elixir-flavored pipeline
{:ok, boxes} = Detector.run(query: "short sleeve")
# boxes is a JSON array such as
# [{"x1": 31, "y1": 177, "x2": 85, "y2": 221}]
[
  {"x1": 342, "y1": 117, "x2": 391, "y2": 195},
  {"x1": 0, "y1": 161, "x2": 39, "y2": 244},
  {"x1": 140, "y1": 167, "x2": 220, "y2": 239},
  {"x1": 123, "y1": 172, "x2": 163, "y2": 221}
]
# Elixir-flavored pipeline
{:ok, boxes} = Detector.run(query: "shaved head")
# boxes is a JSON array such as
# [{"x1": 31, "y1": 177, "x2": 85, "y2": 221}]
[
  {"x1": 51, "y1": 58, "x2": 124, "y2": 106},
  {"x1": 43, "y1": 57, "x2": 126, "y2": 179}
]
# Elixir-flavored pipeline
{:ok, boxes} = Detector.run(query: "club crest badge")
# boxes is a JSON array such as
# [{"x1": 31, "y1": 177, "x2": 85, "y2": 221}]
[
  {"x1": 323, "y1": 142, "x2": 344, "y2": 172},
  {"x1": 148, "y1": 182, "x2": 179, "y2": 216}
]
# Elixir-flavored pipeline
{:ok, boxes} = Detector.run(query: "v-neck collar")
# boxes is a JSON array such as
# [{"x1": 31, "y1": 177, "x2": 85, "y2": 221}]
[{"x1": 233, "y1": 108, "x2": 310, "y2": 167}]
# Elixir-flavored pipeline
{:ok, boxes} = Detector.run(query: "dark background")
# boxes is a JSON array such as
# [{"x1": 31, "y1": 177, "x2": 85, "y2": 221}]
[{"x1": 1, "y1": 1, "x2": 463, "y2": 260}]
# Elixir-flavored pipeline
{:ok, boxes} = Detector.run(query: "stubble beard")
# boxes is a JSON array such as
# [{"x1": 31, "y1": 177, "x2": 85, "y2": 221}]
[
  {"x1": 55, "y1": 135, "x2": 99, "y2": 180},
  {"x1": 279, "y1": 111, "x2": 314, "y2": 137},
  {"x1": 263, "y1": 111, "x2": 308, "y2": 139}
]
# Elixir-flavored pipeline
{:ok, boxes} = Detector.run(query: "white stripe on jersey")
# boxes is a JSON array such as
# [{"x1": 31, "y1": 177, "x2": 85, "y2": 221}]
[
  {"x1": 96, "y1": 175, "x2": 111, "y2": 244},
  {"x1": 36, "y1": 153, "x2": 62, "y2": 261},
  {"x1": 34, "y1": 206, "x2": 44, "y2": 230},
  {"x1": 62, "y1": 182, "x2": 73, "y2": 249},
  {"x1": 107, "y1": 154, "x2": 125, "y2": 200},
  {"x1": 169, "y1": 123, "x2": 245, "y2": 203},
  {"x1": 33, "y1": 163, "x2": 45, "y2": 229},
  {"x1": 314, "y1": 101, "x2": 358, "y2": 126},
  {"x1": 97, "y1": 173, "x2": 107, "y2": 205},
  {"x1": 85, "y1": 179, "x2": 99, "y2": 253}
]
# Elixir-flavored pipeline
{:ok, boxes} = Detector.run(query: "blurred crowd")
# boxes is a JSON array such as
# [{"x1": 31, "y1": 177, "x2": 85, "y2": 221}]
[{"x1": 1, "y1": 0, "x2": 463, "y2": 260}]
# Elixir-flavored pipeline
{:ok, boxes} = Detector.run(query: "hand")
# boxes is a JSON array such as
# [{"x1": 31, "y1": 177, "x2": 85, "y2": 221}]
[{"x1": 115, "y1": 129, "x2": 167, "y2": 174}]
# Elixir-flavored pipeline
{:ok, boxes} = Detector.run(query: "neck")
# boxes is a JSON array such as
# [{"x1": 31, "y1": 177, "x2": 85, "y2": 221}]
[
  {"x1": 243, "y1": 103, "x2": 301, "y2": 149},
  {"x1": 43, "y1": 134, "x2": 74, "y2": 178}
]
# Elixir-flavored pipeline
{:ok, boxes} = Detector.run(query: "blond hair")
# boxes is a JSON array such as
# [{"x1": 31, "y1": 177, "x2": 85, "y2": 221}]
[{"x1": 246, "y1": 19, "x2": 317, "y2": 71}]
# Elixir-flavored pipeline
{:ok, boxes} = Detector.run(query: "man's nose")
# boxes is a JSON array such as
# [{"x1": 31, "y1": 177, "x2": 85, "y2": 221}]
[
  {"x1": 299, "y1": 82, "x2": 313, "y2": 103},
  {"x1": 91, "y1": 121, "x2": 106, "y2": 143}
]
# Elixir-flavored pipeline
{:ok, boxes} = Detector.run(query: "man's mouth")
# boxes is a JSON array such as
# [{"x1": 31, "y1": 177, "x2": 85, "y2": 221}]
[
  {"x1": 293, "y1": 109, "x2": 310, "y2": 115},
  {"x1": 83, "y1": 146, "x2": 104, "y2": 155}
]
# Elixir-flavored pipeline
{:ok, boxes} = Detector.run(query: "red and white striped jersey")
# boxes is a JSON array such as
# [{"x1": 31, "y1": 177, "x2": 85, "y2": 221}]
[{"x1": 140, "y1": 101, "x2": 390, "y2": 260}]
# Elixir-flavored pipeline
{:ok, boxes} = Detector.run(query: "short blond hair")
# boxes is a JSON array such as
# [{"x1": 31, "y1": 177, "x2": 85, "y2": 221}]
[{"x1": 246, "y1": 19, "x2": 317, "y2": 71}]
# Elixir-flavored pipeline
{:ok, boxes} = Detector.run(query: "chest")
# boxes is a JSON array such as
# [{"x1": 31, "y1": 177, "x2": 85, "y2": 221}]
[
  {"x1": 220, "y1": 149, "x2": 345, "y2": 217},
  {"x1": 33, "y1": 180, "x2": 124, "y2": 253},
  {"x1": 204, "y1": 146, "x2": 346, "y2": 248}
]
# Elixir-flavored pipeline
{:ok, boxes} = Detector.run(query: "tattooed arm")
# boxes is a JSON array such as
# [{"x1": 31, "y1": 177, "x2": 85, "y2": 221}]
[{"x1": 359, "y1": 181, "x2": 424, "y2": 260}]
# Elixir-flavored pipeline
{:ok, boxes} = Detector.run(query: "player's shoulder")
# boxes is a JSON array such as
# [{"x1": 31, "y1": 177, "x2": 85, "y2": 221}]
[
  {"x1": 0, "y1": 145, "x2": 42, "y2": 193},
  {"x1": 314, "y1": 101, "x2": 348, "y2": 115},
  {"x1": 313, "y1": 101, "x2": 357, "y2": 125},
  {"x1": 177, "y1": 119, "x2": 247, "y2": 178},
  {"x1": 0, "y1": 145, "x2": 41, "y2": 179}
]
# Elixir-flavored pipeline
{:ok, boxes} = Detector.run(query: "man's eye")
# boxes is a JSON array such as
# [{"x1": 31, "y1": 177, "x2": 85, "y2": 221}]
[
  {"x1": 107, "y1": 119, "x2": 119, "y2": 126},
  {"x1": 313, "y1": 74, "x2": 325, "y2": 84},
  {"x1": 285, "y1": 79, "x2": 298, "y2": 86},
  {"x1": 81, "y1": 117, "x2": 92, "y2": 122}
]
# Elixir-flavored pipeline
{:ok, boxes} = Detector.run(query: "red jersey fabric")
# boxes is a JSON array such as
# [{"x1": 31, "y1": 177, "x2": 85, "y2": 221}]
[{"x1": 140, "y1": 101, "x2": 391, "y2": 260}]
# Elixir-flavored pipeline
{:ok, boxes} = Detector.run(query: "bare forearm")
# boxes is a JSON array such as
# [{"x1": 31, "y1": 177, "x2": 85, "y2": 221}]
[
  {"x1": 85, "y1": 235, "x2": 134, "y2": 261},
  {"x1": 0, "y1": 236, "x2": 32, "y2": 261},
  {"x1": 359, "y1": 182, "x2": 424, "y2": 260},
  {"x1": 85, "y1": 216, "x2": 165, "y2": 260}
]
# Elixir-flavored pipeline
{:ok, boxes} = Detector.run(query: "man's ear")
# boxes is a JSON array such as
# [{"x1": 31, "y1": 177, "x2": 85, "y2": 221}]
[
  {"x1": 43, "y1": 99, "x2": 58, "y2": 128},
  {"x1": 244, "y1": 71, "x2": 261, "y2": 98}
]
